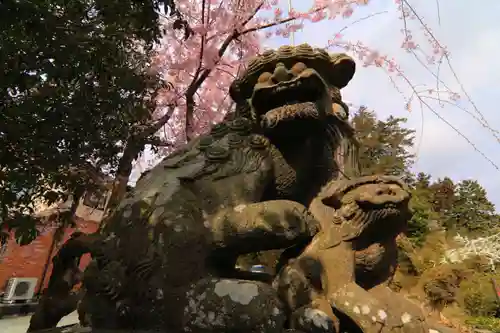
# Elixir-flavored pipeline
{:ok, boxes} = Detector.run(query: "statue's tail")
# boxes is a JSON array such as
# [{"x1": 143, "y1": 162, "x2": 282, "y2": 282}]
[{"x1": 27, "y1": 232, "x2": 100, "y2": 332}]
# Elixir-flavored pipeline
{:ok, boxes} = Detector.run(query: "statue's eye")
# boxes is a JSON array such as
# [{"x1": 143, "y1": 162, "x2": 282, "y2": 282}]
[
  {"x1": 257, "y1": 72, "x2": 272, "y2": 83},
  {"x1": 291, "y1": 62, "x2": 306, "y2": 75}
]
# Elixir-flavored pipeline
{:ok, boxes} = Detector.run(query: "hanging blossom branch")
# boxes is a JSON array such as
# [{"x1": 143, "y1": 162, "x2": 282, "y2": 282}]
[
  {"x1": 397, "y1": 0, "x2": 500, "y2": 149},
  {"x1": 137, "y1": 0, "x2": 498, "y2": 174},
  {"x1": 150, "y1": 0, "x2": 371, "y2": 149},
  {"x1": 326, "y1": 1, "x2": 499, "y2": 170},
  {"x1": 399, "y1": 0, "x2": 495, "y2": 138}
]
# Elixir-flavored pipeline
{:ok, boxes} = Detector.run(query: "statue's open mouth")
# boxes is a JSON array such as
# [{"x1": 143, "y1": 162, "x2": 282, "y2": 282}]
[
  {"x1": 357, "y1": 192, "x2": 411, "y2": 225},
  {"x1": 251, "y1": 69, "x2": 327, "y2": 122},
  {"x1": 378, "y1": 204, "x2": 408, "y2": 221},
  {"x1": 359, "y1": 201, "x2": 411, "y2": 240},
  {"x1": 250, "y1": 69, "x2": 333, "y2": 143},
  {"x1": 357, "y1": 201, "x2": 407, "y2": 213}
]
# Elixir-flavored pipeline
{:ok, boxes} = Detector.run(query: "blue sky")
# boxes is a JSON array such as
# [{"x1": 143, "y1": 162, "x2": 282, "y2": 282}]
[{"x1": 262, "y1": 0, "x2": 500, "y2": 208}]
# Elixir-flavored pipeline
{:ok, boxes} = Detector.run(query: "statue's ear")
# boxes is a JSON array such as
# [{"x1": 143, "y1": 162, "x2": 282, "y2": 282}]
[
  {"x1": 321, "y1": 193, "x2": 343, "y2": 210},
  {"x1": 329, "y1": 54, "x2": 356, "y2": 89}
]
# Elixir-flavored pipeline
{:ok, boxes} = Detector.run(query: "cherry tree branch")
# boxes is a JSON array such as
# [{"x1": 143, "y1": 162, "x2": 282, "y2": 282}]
[
  {"x1": 239, "y1": 1, "x2": 265, "y2": 28},
  {"x1": 401, "y1": 0, "x2": 493, "y2": 137},
  {"x1": 206, "y1": 4, "x2": 329, "y2": 40},
  {"x1": 240, "y1": 15, "x2": 298, "y2": 35},
  {"x1": 145, "y1": 137, "x2": 173, "y2": 147},
  {"x1": 182, "y1": 1, "x2": 331, "y2": 138},
  {"x1": 215, "y1": 67, "x2": 239, "y2": 78},
  {"x1": 185, "y1": 0, "x2": 208, "y2": 136},
  {"x1": 138, "y1": 105, "x2": 176, "y2": 140},
  {"x1": 183, "y1": 2, "x2": 265, "y2": 137},
  {"x1": 332, "y1": 11, "x2": 388, "y2": 39},
  {"x1": 193, "y1": 0, "x2": 207, "y2": 82}
]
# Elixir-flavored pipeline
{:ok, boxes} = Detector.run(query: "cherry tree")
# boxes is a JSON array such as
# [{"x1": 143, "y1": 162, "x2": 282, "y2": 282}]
[
  {"x1": 110, "y1": 0, "x2": 329, "y2": 207},
  {"x1": 147, "y1": 0, "x2": 491, "y2": 150},
  {"x1": 121, "y1": 0, "x2": 497, "y2": 207},
  {"x1": 131, "y1": 0, "x2": 373, "y2": 179},
  {"x1": 150, "y1": 0, "x2": 331, "y2": 146}
]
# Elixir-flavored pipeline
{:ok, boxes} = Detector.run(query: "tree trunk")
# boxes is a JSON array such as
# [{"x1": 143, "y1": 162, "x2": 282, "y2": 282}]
[
  {"x1": 105, "y1": 140, "x2": 141, "y2": 213},
  {"x1": 37, "y1": 227, "x2": 61, "y2": 297}
]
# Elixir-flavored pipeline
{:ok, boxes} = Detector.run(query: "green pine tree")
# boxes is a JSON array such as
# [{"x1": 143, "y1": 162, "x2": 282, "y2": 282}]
[
  {"x1": 351, "y1": 106, "x2": 415, "y2": 180},
  {"x1": 446, "y1": 180, "x2": 498, "y2": 235}
]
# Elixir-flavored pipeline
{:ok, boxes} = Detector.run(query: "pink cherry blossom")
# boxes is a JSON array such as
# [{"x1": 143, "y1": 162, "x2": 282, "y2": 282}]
[
  {"x1": 151, "y1": 0, "x2": 375, "y2": 149},
  {"x1": 145, "y1": 0, "x2": 483, "y2": 165}
]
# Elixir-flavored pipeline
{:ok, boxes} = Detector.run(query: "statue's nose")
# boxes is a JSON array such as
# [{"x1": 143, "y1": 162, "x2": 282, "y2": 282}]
[
  {"x1": 271, "y1": 63, "x2": 291, "y2": 83},
  {"x1": 375, "y1": 185, "x2": 397, "y2": 197},
  {"x1": 374, "y1": 184, "x2": 409, "y2": 202}
]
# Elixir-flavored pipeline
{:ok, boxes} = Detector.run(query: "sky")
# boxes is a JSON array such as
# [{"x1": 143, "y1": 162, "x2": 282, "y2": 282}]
[
  {"x1": 133, "y1": 0, "x2": 500, "y2": 210},
  {"x1": 262, "y1": 0, "x2": 500, "y2": 209}
]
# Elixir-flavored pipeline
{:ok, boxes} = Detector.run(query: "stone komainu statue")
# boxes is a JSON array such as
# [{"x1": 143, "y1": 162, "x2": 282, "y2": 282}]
[
  {"x1": 29, "y1": 44, "x2": 451, "y2": 333},
  {"x1": 79, "y1": 44, "x2": 360, "y2": 333}
]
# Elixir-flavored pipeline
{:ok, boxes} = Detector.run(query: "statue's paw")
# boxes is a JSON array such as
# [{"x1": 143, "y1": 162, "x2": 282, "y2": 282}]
[
  {"x1": 263, "y1": 199, "x2": 321, "y2": 237},
  {"x1": 290, "y1": 307, "x2": 339, "y2": 333}
]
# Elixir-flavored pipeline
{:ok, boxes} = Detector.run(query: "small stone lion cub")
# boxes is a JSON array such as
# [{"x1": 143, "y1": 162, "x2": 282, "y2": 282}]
[{"x1": 273, "y1": 175, "x2": 430, "y2": 333}]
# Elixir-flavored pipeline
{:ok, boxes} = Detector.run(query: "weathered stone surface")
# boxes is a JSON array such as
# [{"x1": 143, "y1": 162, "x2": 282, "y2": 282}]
[
  {"x1": 183, "y1": 278, "x2": 286, "y2": 333},
  {"x1": 75, "y1": 43, "x2": 360, "y2": 333}
]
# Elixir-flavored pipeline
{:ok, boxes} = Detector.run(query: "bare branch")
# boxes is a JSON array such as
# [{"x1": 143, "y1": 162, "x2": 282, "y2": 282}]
[
  {"x1": 240, "y1": 16, "x2": 296, "y2": 35},
  {"x1": 146, "y1": 137, "x2": 173, "y2": 147},
  {"x1": 332, "y1": 11, "x2": 388, "y2": 38},
  {"x1": 435, "y1": 0, "x2": 441, "y2": 25},
  {"x1": 193, "y1": 0, "x2": 207, "y2": 82},
  {"x1": 239, "y1": 4, "x2": 330, "y2": 35},
  {"x1": 139, "y1": 105, "x2": 176, "y2": 139},
  {"x1": 401, "y1": 0, "x2": 494, "y2": 141}
]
